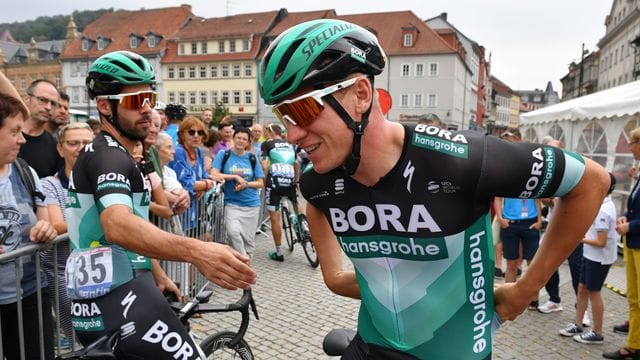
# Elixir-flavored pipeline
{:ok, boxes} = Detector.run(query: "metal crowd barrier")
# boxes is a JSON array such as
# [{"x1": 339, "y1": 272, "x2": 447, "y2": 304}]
[
  {"x1": 0, "y1": 187, "x2": 227, "y2": 358},
  {"x1": 153, "y1": 185, "x2": 227, "y2": 299}
]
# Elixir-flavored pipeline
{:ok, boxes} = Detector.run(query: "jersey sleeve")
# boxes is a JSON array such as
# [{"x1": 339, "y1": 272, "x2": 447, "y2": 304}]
[
  {"x1": 85, "y1": 147, "x2": 138, "y2": 212},
  {"x1": 211, "y1": 149, "x2": 225, "y2": 171},
  {"x1": 478, "y1": 135, "x2": 585, "y2": 199}
]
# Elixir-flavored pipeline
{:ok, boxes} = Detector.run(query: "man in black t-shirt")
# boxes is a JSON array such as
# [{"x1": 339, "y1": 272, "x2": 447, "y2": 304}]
[{"x1": 18, "y1": 79, "x2": 63, "y2": 178}]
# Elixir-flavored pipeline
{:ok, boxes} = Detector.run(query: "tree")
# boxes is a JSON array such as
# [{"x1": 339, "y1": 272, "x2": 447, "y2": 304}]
[{"x1": 212, "y1": 101, "x2": 231, "y2": 127}]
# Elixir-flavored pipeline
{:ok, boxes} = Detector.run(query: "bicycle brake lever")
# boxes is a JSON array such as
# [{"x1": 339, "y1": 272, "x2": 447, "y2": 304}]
[{"x1": 250, "y1": 297, "x2": 259, "y2": 320}]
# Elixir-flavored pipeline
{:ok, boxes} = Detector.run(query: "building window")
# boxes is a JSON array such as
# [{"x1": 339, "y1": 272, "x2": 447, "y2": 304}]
[
  {"x1": 218, "y1": 40, "x2": 225, "y2": 53},
  {"x1": 179, "y1": 44, "x2": 185, "y2": 55},
  {"x1": 221, "y1": 90, "x2": 229, "y2": 104},
  {"x1": 168, "y1": 91, "x2": 176, "y2": 103},
  {"x1": 97, "y1": 36, "x2": 106, "y2": 51},
  {"x1": 244, "y1": 64, "x2": 252, "y2": 77},
  {"x1": 72, "y1": 88, "x2": 79, "y2": 103},
  {"x1": 400, "y1": 94, "x2": 409, "y2": 107},
  {"x1": 200, "y1": 91, "x2": 207, "y2": 105},
  {"x1": 148, "y1": 35, "x2": 157, "y2": 48},
  {"x1": 210, "y1": 65, "x2": 218, "y2": 78},
  {"x1": 168, "y1": 67, "x2": 175, "y2": 79},
  {"x1": 189, "y1": 91, "x2": 196, "y2": 105},
  {"x1": 428, "y1": 94, "x2": 437, "y2": 107},
  {"x1": 210, "y1": 90, "x2": 218, "y2": 105},
  {"x1": 414, "y1": 94, "x2": 423, "y2": 107},
  {"x1": 429, "y1": 63, "x2": 439, "y2": 77},
  {"x1": 199, "y1": 65, "x2": 206, "y2": 78},
  {"x1": 229, "y1": 40, "x2": 236, "y2": 53},
  {"x1": 189, "y1": 66, "x2": 196, "y2": 79},
  {"x1": 415, "y1": 63, "x2": 424, "y2": 77},
  {"x1": 81, "y1": 38, "x2": 91, "y2": 51},
  {"x1": 403, "y1": 33, "x2": 413, "y2": 47},
  {"x1": 233, "y1": 64, "x2": 241, "y2": 77},
  {"x1": 178, "y1": 91, "x2": 185, "y2": 104},
  {"x1": 191, "y1": 42, "x2": 197, "y2": 55},
  {"x1": 233, "y1": 90, "x2": 241, "y2": 105},
  {"x1": 130, "y1": 36, "x2": 139, "y2": 49},
  {"x1": 222, "y1": 64, "x2": 229, "y2": 77},
  {"x1": 244, "y1": 90, "x2": 252, "y2": 104},
  {"x1": 243, "y1": 39, "x2": 250, "y2": 51},
  {"x1": 54, "y1": 74, "x2": 61, "y2": 88},
  {"x1": 178, "y1": 67, "x2": 185, "y2": 79},
  {"x1": 401, "y1": 64, "x2": 410, "y2": 77},
  {"x1": 201, "y1": 41, "x2": 208, "y2": 54}
]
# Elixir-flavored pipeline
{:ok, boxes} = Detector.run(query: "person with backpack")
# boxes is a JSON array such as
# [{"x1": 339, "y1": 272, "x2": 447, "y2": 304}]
[
  {"x1": 0, "y1": 72, "x2": 58, "y2": 359},
  {"x1": 211, "y1": 127, "x2": 264, "y2": 259}
]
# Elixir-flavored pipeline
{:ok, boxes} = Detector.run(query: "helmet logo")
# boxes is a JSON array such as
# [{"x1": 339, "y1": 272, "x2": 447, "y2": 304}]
[
  {"x1": 301, "y1": 22, "x2": 355, "y2": 60},
  {"x1": 93, "y1": 63, "x2": 118, "y2": 74},
  {"x1": 350, "y1": 47, "x2": 367, "y2": 64}
]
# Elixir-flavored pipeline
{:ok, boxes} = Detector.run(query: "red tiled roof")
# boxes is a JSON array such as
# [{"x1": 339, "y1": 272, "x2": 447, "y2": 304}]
[
  {"x1": 335, "y1": 11, "x2": 458, "y2": 56},
  {"x1": 61, "y1": 6, "x2": 194, "y2": 60},
  {"x1": 173, "y1": 10, "x2": 282, "y2": 41}
]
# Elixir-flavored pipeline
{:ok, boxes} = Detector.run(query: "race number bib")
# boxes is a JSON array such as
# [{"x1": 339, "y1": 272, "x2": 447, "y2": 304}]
[
  {"x1": 66, "y1": 247, "x2": 120, "y2": 300},
  {"x1": 270, "y1": 163, "x2": 295, "y2": 179}
]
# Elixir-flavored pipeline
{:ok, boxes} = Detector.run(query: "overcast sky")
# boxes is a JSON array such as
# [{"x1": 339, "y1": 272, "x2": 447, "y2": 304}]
[{"x1": 1, "y1": 0, "x2": 613, "y2": 95}]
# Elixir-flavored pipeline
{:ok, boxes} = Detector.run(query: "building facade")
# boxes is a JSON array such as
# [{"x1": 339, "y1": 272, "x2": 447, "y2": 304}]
[{"x1": 560, "y1": 51, "x2": 600, "y2": 100}]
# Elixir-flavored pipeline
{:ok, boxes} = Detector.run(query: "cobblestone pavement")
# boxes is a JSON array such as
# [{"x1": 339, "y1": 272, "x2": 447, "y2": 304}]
[{"x1": 191, "y1": 234, "x2": 630, "y2": 359}]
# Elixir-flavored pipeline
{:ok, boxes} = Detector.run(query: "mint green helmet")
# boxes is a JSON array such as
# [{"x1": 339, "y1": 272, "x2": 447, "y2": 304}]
[
  {"x1": 258, "y1": 19, "x2": 386, "y2": 105},
  {"x1": 86, "y1": 51, "x2": 155, "y2": 99}
]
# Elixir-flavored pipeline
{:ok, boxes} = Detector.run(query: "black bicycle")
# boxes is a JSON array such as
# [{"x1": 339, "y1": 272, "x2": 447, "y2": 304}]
[
  {"x1": 56, "y1": 286, "x2": 259, "y2": 359},
  {"x1": 280, "y1": 194, "x2": 319, "y2": 267}
]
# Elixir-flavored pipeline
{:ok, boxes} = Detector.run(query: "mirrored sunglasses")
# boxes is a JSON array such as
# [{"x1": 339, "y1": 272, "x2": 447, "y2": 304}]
[
  {"x1": 97, "y1": 91, "x2": 157, "y2": 110},
  {"x1": 271, "y1": 77, "x2": 359, "y2": 129}
]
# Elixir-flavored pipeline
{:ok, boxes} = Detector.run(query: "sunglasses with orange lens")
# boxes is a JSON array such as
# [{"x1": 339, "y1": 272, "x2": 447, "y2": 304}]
[
  {"x1": 271, "y1": 77, "x2": 359, "y2": 129},
  {"x1": 98, "y1": 91, "x2": 157, "y2": 110}
]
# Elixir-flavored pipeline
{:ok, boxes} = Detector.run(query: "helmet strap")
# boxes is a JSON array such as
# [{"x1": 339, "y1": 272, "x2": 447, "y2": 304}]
[{"x1": 324, "y1": 94, "x2": 372, "y2": 175}]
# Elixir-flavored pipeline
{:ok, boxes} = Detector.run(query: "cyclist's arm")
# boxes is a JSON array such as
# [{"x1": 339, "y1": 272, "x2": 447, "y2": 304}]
[
  {"x1": 151, "y1": 259, "x2": 180, "y2": 299},
  {"x1": 307, "y1": 202, "x2": 360, "y2": 299},
  {"x1": 100, "y1": 204, "x2": 256, "y2": 290},
  {"x1": 495, "y1": 158, "x2": 609, "y2": 320}
]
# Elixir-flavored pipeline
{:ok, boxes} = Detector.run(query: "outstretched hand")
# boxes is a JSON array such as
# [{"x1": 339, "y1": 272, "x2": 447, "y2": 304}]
[
  {"x1": 194, "y1": 242, "x2": 256, "y2": 290},
  {"x1": 493, "y1": 282, "x2": 533, "y2": 322}
]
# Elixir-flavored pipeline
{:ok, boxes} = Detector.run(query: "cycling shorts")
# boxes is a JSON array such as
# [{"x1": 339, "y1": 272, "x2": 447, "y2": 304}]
[
  {"x1": 264, "y1": 184, "x2": 296, "y2": 212},
  {"x1": 72, "y1": 271, "x2": 201, "y2": 360}
]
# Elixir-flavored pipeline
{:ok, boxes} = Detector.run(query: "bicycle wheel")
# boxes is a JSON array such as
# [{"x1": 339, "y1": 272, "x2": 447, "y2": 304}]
[
  {"x1": 200, "y1": 331, "x2": 254, "y2": 360},
  {"x1": 281, "y1": 206, "x2": 294, "y2": 251},
  {"x1": 298, "y1": 214, "x2": 319, "y2": 267}
]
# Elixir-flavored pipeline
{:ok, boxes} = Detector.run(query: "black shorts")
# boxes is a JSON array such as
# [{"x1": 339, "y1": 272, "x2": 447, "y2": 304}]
[
  {"x1": 72, "y1": 271, "x2": 200, "y2": 360},
  {"x1": 579, "y1": 257, "x2": 611, "y2": 291},
  {"x1": 265, "y1": 181, "x2": 296, "y2": 211},
  {"x1": 500, "y1": 218, "x2": 540, "y2": 260}
]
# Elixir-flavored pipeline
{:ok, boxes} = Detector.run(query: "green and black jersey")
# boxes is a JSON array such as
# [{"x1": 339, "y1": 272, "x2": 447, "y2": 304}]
[
  {"x1": 300, "y1": 124, "x2": 585, "y2": 359},
  {"x1": 66, "y1": 132, "x2": 151, "y2": 298}
]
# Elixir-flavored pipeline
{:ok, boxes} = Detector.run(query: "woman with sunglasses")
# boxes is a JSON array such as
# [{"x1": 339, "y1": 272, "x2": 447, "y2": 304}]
[
  {"x1": 40, "y1": 122, "x2": 94, "y2": 346},
  {"x1": 211, "y1": 127, "x2": 264, "y2": 259},
  {"x1": 169, "y1": 116, "x2": 216, "y2": 233}
]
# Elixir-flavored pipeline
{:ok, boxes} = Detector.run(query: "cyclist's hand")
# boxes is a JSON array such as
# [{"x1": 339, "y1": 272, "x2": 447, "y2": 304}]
[
  {"x1": 29, "y1": 220, "x2": 57, "y2": 243},
  {"x1": 494, "y1": 282, "x2": 532, "y2": 321},
  {"x1": 195, "y1": 242, "x2": 256, "y2": 290},
  {"x1": 156, "y1": 276, "x2": 181, "y2": 301}
]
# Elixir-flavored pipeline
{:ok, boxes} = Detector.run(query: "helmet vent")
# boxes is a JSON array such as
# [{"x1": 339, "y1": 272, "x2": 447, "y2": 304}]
[
  {"x1": 111, "y1": 59, "x2": 135, "y2": 74},
  {"x1": 274, "y1": 76, "x2": 296, "y2": 99},
  {"x1": 275, "y1": 38, "x2": 304, "y2": 80}
]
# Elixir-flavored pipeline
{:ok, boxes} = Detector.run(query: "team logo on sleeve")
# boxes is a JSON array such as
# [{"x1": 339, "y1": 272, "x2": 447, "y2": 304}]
[{"x1": 413, "y1": 125, "x2": 469, "y2": 159}]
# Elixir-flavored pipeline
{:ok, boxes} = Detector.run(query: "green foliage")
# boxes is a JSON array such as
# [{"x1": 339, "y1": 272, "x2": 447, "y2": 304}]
[
  {"x1": 0, "y1": 9, "x2": 113, "y2": 42},
  {"x1": 212, "y1": 101, "x2": 231, "y2": 127}
]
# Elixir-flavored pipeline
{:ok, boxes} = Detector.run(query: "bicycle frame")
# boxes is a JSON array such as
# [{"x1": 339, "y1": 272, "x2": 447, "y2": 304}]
[{"x1": 279, "y1": 192, "x2": 319, "y2": 267}]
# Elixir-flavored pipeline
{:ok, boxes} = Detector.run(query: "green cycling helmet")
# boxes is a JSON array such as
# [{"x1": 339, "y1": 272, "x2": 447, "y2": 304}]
[
  {"x1": 86, "y1": 50, "x2": 156, "y2": 99},
  {"x1": 259, "y1": 19, "x2": 386, "y2": 105}
]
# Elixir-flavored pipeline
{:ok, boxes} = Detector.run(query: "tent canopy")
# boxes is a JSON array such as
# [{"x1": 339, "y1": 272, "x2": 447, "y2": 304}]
[{"x1": 520, "y1": 80, "x2": 640, "y2": 124}]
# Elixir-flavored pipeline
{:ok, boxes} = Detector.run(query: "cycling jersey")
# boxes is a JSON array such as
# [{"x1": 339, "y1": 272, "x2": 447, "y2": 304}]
[
  {"x1": 66, "y1": 132, "x2": 152, "y2": 299},
  {"x1": 300, "y1": 124, "x2": 585, "y2": 359},
  {"x1": 261, "y1": 139, "x2": 296, "y2": 189}
]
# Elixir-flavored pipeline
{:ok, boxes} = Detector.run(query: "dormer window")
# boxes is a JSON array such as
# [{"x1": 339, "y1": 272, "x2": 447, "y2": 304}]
[
  {"x1": 81, "y1": 38, "x2": 92, "y2": 51},
  {"x1": 130, "y1": 36, "x2": 138, "y2": 49},
  {"x1": 148, "y1": 35, "x2": 157, "y2": 48},
  {"x1": 96, "y1": 36, "x2": 109, "y2": 51},
  {"x1": 404, "y1": 33, "x2": 413, "y2": 47}
]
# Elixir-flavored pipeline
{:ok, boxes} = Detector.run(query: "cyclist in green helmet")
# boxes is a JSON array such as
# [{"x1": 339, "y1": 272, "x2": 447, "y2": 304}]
[
  {"x1": 259, "y1": 19, "x2": 610, "y2": 359},
  {"x1": 67, "y1": 50, "x2": 256, "y2": 359}
]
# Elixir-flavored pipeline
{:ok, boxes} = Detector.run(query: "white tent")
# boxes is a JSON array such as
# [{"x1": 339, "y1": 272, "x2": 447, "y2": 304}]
[
  {"x1": 519, "y1": 81, "x2": 640, "y2": 215},
  {"x1": 520, "y1": 80, "x2": 640, "y2": 124}
]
